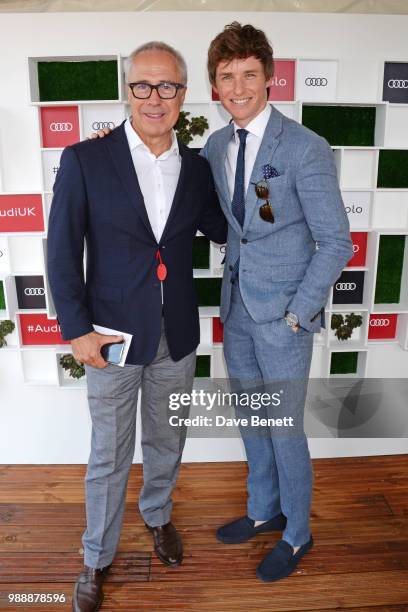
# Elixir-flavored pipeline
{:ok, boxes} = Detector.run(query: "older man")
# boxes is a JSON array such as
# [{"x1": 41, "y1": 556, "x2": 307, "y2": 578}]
[{"x1": 47, "y1": 42, "x2": 226, "y2": 612}]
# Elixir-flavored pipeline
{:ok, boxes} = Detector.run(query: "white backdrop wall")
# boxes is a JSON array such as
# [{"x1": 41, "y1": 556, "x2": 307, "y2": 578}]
[{"x1": 1, "y1": 12, "x2": 408, "y2": 463}]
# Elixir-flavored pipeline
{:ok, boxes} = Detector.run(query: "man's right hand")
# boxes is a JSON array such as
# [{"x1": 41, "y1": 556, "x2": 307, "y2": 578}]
[
  {"x1": 88, "y1": 127, "x2": 112, "y2": 140},
  {"x1": 71, "y1": 331, "x2": 124, "y2": 368}
]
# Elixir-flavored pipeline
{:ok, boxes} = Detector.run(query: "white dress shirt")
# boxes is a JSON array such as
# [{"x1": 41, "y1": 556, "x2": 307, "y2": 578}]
[
  {"x1": 124, "y1": 117, "x2": 181, "y2": 243},
  {"x1": 226, "y1": 103, "x2": 272, "y2": 200}
]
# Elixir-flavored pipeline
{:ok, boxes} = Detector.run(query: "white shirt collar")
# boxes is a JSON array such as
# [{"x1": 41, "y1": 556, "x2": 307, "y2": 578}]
[
  {"x1": 232, "y1": 103, "x2": 272, "y2": 142},
  {"x1": 124, "y1": 116, "x2": 179, "y2": 160}
]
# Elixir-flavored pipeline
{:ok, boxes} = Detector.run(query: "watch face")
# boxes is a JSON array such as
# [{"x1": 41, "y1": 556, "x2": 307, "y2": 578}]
[{"x1": 286, "y1": 312, "x2": 298, "y2": 326}]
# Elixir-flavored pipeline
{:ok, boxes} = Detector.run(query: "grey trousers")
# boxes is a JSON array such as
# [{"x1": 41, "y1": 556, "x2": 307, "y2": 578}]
[{"x1": 81, "y1": 326, "x2": 196, "y2": 569}]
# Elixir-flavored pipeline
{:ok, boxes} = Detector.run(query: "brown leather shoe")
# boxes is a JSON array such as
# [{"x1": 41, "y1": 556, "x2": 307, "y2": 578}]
[
  {"x1": 145, "y1": 521, "x2": 183, "y2": 567},
  {"x1": 72, "y1": 564, "x2": 111, "y2": 612}
]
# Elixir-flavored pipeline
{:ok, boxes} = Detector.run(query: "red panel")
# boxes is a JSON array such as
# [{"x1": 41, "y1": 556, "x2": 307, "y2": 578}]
[
  {"x1": 368, "y1": 314, "x2": 398, "y2": 340},
  {"x1": 347, "y1": 232, "x2": 368, "y2": 267},
  {"x1": 20, "y1": 313, "x2": 70, "y2": 345},
  {"x1": 0, "y1": 194, "x2": 44, "y2": 232},
  {"x1": 213, "y1": 317, "x2": 224, "y2": 343},
  {"x1": 40, "y1": 106, "x2": 80, "y2": 148},
  {"x1": 268, "y1": 60, "x2": 296, "y2": 102}
]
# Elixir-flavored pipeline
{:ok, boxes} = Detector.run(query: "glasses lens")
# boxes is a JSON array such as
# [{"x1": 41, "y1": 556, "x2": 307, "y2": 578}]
[
  {"x1": 255, "y1": 180, "x2": 269, "y2": 199},
  {"x1": 158, "y1": 83, "x2": 178, "y2": 98},
  {"x1": 259, "y1": 201, "x2": 275, "y2": 223},
  {"x1": 131, "y1": 83, "x2": 152, "y2": 98}
]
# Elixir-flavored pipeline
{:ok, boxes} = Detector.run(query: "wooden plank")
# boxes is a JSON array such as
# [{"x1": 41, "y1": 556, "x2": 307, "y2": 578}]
[
  {"x1": 0, "y1": 480, "x2": 401, "y2": 509},
  {"x1": 306, "y1": 608, "x2": 407, "y2": 612},
  {"x1": 0, "y1": 552, "x2": 150, "y2": 583},
  {"x1": 1, "y1": 539, "x2": 408, "y2": 585},
  {"x1": 1, "y1": 456, "x2": 407, "y2": 484},
  {"x1": 2, "y1": 540, "x2": 407, "y2": 585},
  {"x1": 1, "y1": 517, "x2": 407, "y2": 553},
  {"x1": 0, "y1": 492, "x2": 392, "y2": 529},
  {"x1": 102, "y1": 571, "x2": 408, "y2": 610}
]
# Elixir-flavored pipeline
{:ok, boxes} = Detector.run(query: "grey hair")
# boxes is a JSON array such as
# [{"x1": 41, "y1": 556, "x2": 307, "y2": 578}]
[{"x1": 124, "y1": 41, "x2": 187, "y2": 85}]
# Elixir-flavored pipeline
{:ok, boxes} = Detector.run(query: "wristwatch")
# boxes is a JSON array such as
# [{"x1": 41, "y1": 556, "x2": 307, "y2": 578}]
[{"x1": 285, "y1": 311, "x2": 299, "y2": 328}]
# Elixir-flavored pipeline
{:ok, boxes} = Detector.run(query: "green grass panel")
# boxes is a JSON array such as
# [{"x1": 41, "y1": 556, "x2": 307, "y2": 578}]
[
  {"x1": 0, "y1": 281, "x2": 5, "y2": 310},
  {"x1": 377, "y1": 150, "x2": 408, "y2": 188},
  {"x1": 194, "y1": 278, "x2": 222, "y2": 307},
  {"x1": 330, "y1": 352, "x2": 359, "y2": 375},
  {"x1": 302, "y1": 106, "x2": 376, "y2": 146},
  {"x1": 38, "y1": 60, "x2": 118, "y2": 101},
  {"x1": 193, "y1": 236, "x2": 210, "y2": 269},
  {"x1": 374, "y1": 235, "x2": 405, "y2": 304},
  {"x1": 195, "y1": 355, "x2": 211, "y2": 377}
]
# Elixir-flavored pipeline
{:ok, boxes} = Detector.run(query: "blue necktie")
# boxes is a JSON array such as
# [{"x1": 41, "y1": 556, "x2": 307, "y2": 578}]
[
  {"x1": 231, "y1": 128, "x2": 248, "y2": 280},
  {"x1": 231, "y1": 128, "x2": 248, "y2": 227}
]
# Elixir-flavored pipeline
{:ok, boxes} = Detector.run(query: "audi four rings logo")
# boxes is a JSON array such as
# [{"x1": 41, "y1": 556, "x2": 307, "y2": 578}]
[
  {"x1": 336, "y1": 282, "x2": 356, "y2": 291},
  {"x1": 370, "y1": 319, "x2": 390, "y2": 327},
  {"x1": 387, "y1": 79, "x2": 408, "y2": 89},
  {"x1": 50, "y1": 122, "x2": 73, "y2": 132},
  {"x1": 92, "y1": 121, "x2": 115, "y2": 130},
  {"x1": 24, "y1": 288, "x2": 45, "y2": 296},
  {"x1": 305, "y1": 77, "x2": 328, "y2": 86},
  {"x1": 353, "y1": 244, "x2": 360, "y2": 253}
]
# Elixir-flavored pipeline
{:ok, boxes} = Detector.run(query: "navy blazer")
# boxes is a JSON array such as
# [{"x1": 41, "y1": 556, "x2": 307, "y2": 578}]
[{"x1": 47, "y1": 121, "x2": 227, "y2": 364}]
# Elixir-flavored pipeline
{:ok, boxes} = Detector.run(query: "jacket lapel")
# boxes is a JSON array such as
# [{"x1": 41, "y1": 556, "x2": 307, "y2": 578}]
[
  {"x1": 160, "y1": 140, "x2": 189, "y2": 243},
  {"x1": 105, "y1": 121, "x2": 156, "y2": 241},
  {"x1": 211, "y1": 124, "x2": 244, "y2": 236},
  {"x1": 243, "y1": 106, "x2": 284, "y2": 232}
]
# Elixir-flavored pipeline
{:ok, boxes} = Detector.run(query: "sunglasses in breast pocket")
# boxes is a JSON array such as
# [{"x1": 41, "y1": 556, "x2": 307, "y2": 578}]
[{"x1": 253, "y1": 180, "x2": 274, "y2": 223}]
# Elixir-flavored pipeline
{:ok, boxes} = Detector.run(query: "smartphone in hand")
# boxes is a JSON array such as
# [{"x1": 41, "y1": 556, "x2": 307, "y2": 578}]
[{"x1": 101, "y1": 341, "x2": 125, "y2": 365}]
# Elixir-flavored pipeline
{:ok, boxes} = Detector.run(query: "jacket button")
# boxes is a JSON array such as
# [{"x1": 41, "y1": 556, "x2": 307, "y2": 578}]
[
  {"x1": 241, "y1": 238, "x2": 248, "y2": 244},
  {"x1": 229, "y1": 265, "x2": 233, "y2": 271}
]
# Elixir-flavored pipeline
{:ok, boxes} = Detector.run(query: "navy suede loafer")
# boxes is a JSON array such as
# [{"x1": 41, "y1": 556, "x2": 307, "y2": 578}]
[
  {"x1": 256, "y1": 535, "x2": 314, "y2": 582},
  {"x1": 216, "y1": 514, "x2": 287, "y2": 544}
]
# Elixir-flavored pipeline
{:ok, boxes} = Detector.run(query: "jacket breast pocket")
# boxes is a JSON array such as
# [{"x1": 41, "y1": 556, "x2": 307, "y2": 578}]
[
  {"x1": 268, "y1": 174, "x2": 288, "y2": 204},
  {"x1": 269, "y1": 174, "x2": 288, "y2": 193}
]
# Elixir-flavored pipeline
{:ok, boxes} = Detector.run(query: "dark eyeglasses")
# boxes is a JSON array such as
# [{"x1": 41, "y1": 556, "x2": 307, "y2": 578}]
[
  {"x1": 128, "y1": 81, "x2": 186, "y2": 100},
  {"x1": 254, "y1": 180, "x2": 275, "y2": 223}
]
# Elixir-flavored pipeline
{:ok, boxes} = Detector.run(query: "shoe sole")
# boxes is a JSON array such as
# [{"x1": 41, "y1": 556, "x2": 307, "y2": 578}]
[
  {"x1": 256, "y1": 538, "x2": 314, "y2": 582},
  {"x1": 216, "y1": 524, "x2": 286, "y2": 545},
  {"x1": 216, "y1": 532, "x2": 260, "y2": 544}
]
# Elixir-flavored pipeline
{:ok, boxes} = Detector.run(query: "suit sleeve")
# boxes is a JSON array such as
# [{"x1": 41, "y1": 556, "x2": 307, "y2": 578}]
[
  {"x1": 197, "y1": 163, "x2": 227, "y2": 245},
  {"x1": 47, "y1": 146, "x2": 94, "y2": 341},
  {"x1": 286, "y1": 137, "x2": 354, "y2": 331}
]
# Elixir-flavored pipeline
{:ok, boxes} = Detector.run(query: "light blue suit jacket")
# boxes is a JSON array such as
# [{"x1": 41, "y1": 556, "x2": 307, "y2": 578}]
[{"x1": 201, "y1": 106, "x2": 353, "y2": 332}]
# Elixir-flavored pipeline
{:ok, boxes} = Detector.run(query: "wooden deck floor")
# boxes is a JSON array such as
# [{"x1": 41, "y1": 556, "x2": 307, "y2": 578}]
[{"x1": 0, "y1": 456, "x2": 407, "y2": 611}]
